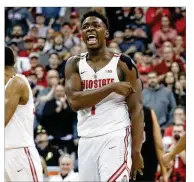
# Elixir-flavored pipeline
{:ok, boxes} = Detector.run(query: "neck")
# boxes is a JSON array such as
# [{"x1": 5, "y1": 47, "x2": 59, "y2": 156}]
[
  {"x1": 5, "y1": 67, "x2": 15, "y2": 85},
  {"x1": 87, "y1": 45, "x2": 107, "y2": 61}
]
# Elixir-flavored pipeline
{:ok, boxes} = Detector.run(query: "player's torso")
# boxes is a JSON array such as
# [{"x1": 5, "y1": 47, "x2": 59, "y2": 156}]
[
  {"x1": 5, "y1": 74, "x2": 35, "y2": 149},
  {"x1": 77, "y1": 53, "x2": 130, "y2": 137}
]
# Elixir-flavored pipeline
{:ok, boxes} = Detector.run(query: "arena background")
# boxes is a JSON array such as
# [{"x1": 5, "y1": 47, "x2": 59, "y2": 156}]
[{"x1": 5, "y1": 7, "x2": 186, "y2": 181}]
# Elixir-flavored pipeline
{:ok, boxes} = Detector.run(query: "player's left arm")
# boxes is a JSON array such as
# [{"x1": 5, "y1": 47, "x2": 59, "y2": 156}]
[
  {"x1": 5, "y1": 78, "x2": 25, "y2": 127},
  {"x1": 119, "y1": 54, "x2": 144, "y2": 154}
]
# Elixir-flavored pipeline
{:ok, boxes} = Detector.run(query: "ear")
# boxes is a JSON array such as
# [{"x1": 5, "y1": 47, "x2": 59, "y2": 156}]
[{"x1": 105, "y1": 30, "x2": 109, "y2": 39}]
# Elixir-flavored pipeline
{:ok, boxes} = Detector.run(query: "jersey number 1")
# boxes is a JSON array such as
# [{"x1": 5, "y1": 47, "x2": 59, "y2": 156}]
[{"x1": 91, "y1": 106, "x2": 96, "y2": 115}]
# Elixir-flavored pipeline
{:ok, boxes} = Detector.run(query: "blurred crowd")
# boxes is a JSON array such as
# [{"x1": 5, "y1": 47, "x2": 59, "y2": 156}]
[{"x1": 5, "y1": 7, "x2": 186, "y2": 181}]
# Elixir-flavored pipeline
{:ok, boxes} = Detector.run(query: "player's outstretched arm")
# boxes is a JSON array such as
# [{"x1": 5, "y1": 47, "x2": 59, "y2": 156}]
[
  {"x1": 65, "y1": 56, "x2": 115, "y2": 111},
  {"x1": 5, "y1": 77, "x2": 27, "y2": 127},
  {"x1": 162, "y1": 133, "x2": 186, "y2": 167},
  {"x1": 119, "y1": 55, "x2": 144, "y2": 180}
]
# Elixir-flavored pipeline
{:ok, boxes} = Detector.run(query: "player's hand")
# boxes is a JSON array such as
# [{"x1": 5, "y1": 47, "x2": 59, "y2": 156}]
[
  {"x1": 111, "y1": 82, "x2": 135, "y2": 97},
  {"x1": 162, "y1": 153, "x2": 174, "y2": 168},
  {"x1": 130, "y1": 152, "x2": 144, "y2": 180}
]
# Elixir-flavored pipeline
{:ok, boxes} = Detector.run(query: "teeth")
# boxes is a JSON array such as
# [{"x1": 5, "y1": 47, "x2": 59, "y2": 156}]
[{"x1": 88, "y1": 35, "x2": 96, "y2": 39}]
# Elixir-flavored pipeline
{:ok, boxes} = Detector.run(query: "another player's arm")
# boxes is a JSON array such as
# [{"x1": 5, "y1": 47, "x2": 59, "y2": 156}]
[
  {"x1": 65, "y1": 56, "x2": 114, "y2": 111},
  {"x1": 119, "y1": 55, "x2": 144, "y2": 154},
  {"x1": 5, "y1": 77, "x2": 27, "y2": 126},
  {"x1": 151, "y1": 109, "x2": 167, "y2": 177}
]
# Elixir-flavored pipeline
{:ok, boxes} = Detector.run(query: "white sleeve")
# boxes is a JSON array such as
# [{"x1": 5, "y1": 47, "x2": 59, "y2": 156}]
[
  {"x1": 36, "y1": 7, "x2": 42, "y2": 14},
  {"x1": 59, "y1": 7, "x2": 67, "y2": 17}
]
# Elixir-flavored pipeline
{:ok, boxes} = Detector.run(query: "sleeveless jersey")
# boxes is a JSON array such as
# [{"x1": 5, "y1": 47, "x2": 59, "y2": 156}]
[
  {"x1": 77, "y1": 53, "x2": 130, "y2": 137},
  {"x1": 5, "y1": 74, "x2": 35, "y2": 149}
]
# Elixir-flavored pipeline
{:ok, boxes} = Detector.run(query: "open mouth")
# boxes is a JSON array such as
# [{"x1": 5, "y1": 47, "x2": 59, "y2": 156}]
[{"x1": 87, "y1": 34, "x2": 97, "y2": 45}]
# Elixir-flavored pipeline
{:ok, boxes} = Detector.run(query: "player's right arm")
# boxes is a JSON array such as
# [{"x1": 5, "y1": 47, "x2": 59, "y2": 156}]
[{"x1": 65, "y1": 56, "x2": 134, "y2": 111}]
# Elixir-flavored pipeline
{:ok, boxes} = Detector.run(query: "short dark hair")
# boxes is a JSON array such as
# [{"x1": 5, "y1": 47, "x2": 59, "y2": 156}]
[
  {"x1": 62, "y1": 22, "x2": 71, "y2": 28},
  {"x1": 81, "y1": 11, "x2": 109, "y2": 30},
  {"x1": 5, "y1": 46, "x2": 14, "y2": 67}
]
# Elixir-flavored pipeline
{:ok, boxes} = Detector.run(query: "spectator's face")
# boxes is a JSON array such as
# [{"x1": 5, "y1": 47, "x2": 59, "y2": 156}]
[
  {"x1": 143, "y1": 55, "x2": 152, "y2": 65},
  {"x1": 163, "y1": 47, "x2": 173, "y2": 62},
  {"x1": 161, "y1": 16, "x2": 170, "y2": 28},
  {"x1": 139, "y1": 73, "x2": 148, "y2": 86},
  {"x1": 35, "y1": 133, "x2": 49, "y2": 150},
  {"x1": 54, "y1": 35, "x2": 64, "y2": 45},
  {"x1": 30, "y1": 27, "x2": 38, "y2": 37},
  {"x1": 173, "y1": 125, "x2": 185, "y2": 141},
  {"x1": 147, "y1": 72, "x2": 158, "y2": 88},
  {"x1": 171, "y1": 62, "x2": 180, "y2": 74},
  {"x1": 71, "y1": 45, "x2": 82, "y2": 56},
  {"x1": 36, "y1": 15, "x2": 45, "y2": 25},
  {"x1": 47, "y1": 70, "x2": 59, "y2": 87},
  {"x1": 24, "y1": 41, "x2": 34, "y2": 50},
  {"x1": 108, "y1": 42, "x2": 120, "y2": 52},
  {"x1": 37, "y1": 38, "x2": 45, "y2": 50},
  {"x1": 30, "y1": 57, "x2": 40, "y2": 68},
  {"x1": 35, "y1": 67, "x2": 44, "y2": 79},
  {"x1": 176, "y1": 36, "x2": 183, "y2": 47},
  {"x1": 12, "y1": 26, "x2": 23, "y2": 37},
  {"x1": 134, "y1": 8, "x2": 143, "y2": 20},
  {"x1": 59, "y1": 157, "x2": 73, "y2": 176},
  {"x1": 179, "y1": 74, "x2": 186, "y2": 88},
  {"x1": 124, "y1": 28, "x2": 133, "y2": 39},
  {"x1": 163, "y1": 41, "x2": 173, "y2": 49},
  {"x1": 61, "y1": 25, "x2": 72, "y2": 36},
  {"x1": 54, "y1": 85, "x2": 65, "y2": 99},
  {"x1": 165, "y1": 71, "x2": 175, "y2": 85},
  {"x1": 47, "y1": 29, "x2": 55, "y2": 39},
  {"x1": 81, "y1": 16, "x2": 108, "y2": 49},
  {"x1": 174, "y1": 108, "x2": 185, "y2": 122},
  {"x1": 134, "y1": 52, "x2": 143, "y2": 64},
  {"x1": 113, "y1": 32, "x2": 124, "y2": 44},
  {"x1": 27, "y1": 74, "x2": 37, "y2": 84},
  {"x1": 49, "y1": 54, "x2": 59, "y2": 69}
]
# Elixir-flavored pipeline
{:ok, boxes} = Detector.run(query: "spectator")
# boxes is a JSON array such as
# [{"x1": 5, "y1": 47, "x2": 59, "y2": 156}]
[
  {"x1": 153, "y1": 47, "x2": 185, "y2": 81},
  {"x1": 173, "y1": 36, "x2": 186, "y2": 61},
  {"x1": 153, "y1": 15, "x2": 177, "y2": 56},
  {"x1": 163, "y1": 71, "x2": 175, "y2": 91},
  {"x1": 60, "y1": 22, "x2": 80, "y2": 50},
  {"x1": 46, "y1": 52, "x2": 60, "y2": 70},
  {"x1": 44, "y1": 28, "x2": 55, "y2": 53},
  {"x1": 167, "y1": 124, "x2": 186, "y2": 181},
  {"x1": 35, "y1": 69, "x2": 59, "y2": 122},
  {"x1": 130, "y1": 7, "x2": 152, "y2": 48},
  {"x1": 48, "y1": 32, "x2": 68, "y2": 58},
  {"x1": 36, "y1": 37, "x2": 50, "y2": 66},
  {"x1": 69, "y1": 12, "x2": 81, "y2": 36},
  {"x1": 164, "y1": 106, "x2": 186, "y2": 138},
  {"x1": 49, "y1": 154, "x2": 79, "y2": 181},
  {"x1": 35, "y1": 65, "x2": 48, "y2": 88},
  {"x1": 143, "y1": 71, "x2": 177, "y2": 129},
  {"x1": 35, "y1": 13, "x2": 49, "y2": 38},
  {"x1": 178, "y1": 72, "x2": 186, "y2": 92},
  {"x1": 108, "y1": 41, "x2": 121, "y2": 53},
  {"x1": 23, "y1": 52, "x2": 40, "y2": 76},
  {"x1": 18, "y1": 35, "x2": 38, "y2": 57},
  {"x1": 35, "y1": 130, "x2": 61, "y2": 166},
  {"x1": 174, "y1": 8, "x2": 186, "y2": 48},
  {"x1": 7, "y1": 24, "x2": 25, "y2": 50},
  {"x1": 119, "y1": 24, "x2": 145, "y2": 56},
  {"x1": 7, "y1": 7, "x2": 34, "y2": 36},
  {"x1": 41, "y1": 84, "x2": 77, "y2": 153},
  {"x1": 170, "y1": 62, "x2": 181, "y2": 81},
  {"x1": 28, "y1": 24, "x2": 39, "y2": 41},
  {"x1": 113, "y1": 31, "x2": 124, "y2": 45},
  {"x1": 145, "y1": 8, "x2": 171, "y2": 35}
]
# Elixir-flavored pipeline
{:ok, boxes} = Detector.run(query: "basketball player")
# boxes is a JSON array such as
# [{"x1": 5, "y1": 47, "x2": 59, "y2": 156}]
[
  {"x1": 162, "y1": 133, "x2": 186, "y2": 167},
  {"x1": 65, "y1": 11, "x2": 144, "y2": 181},
  {"x1": 5, "y1": 46, "x2": 43, "y2": 181}
]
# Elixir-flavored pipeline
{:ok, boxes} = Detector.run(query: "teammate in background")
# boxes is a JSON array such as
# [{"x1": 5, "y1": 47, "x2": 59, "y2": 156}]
[
  {"x1": 5, "y1": 46, "x2": 43, "y2": 181},
  {"x1": 162, "y1": 133, "x2": 186, "y2": 167},
  {"x1": 65, "y1": 11, "x2": 144, "y2": 181}
]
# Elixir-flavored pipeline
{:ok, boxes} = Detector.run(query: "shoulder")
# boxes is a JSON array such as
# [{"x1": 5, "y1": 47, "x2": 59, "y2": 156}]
[{"x1": 119, "y1": 54, "x2": 139, "y2": 78}]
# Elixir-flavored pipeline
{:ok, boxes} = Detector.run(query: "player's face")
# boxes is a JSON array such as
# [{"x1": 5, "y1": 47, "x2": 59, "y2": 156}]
[
  {"x1": 60, "y1": 158, "x2": 73, "y2": 175},
  {"x1": 81, "y1": 16, "x2": 108, "y2": 49}
]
